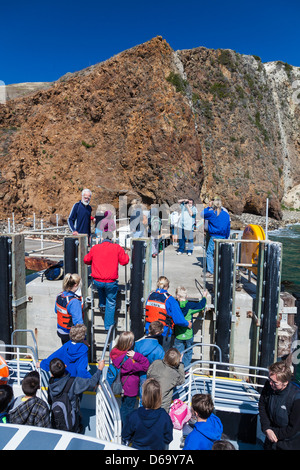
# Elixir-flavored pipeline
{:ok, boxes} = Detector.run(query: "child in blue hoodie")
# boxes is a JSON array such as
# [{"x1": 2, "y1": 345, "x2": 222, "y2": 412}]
[
  {"x1": 134, "y1": 321, "x2": 165, "y2": 399},
  {"x1": 39, "y1": 324, "x2": 91, "y2": 378},
  {"x1": 183, "y1": 393, "x2": 223, "y2": 450},
  {"x1": 122, "y1": 378, "x2": 173, "y2": 450}
]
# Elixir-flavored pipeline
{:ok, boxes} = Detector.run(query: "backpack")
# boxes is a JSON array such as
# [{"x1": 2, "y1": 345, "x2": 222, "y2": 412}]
[
  {"x1": 169, "y1": 399, "x2": 192, "y2": 430},
  {"x1": 49, "y1": 377, "x2": 76, "y2": 432},
  {"x1": 42, "y1": 260, "x2": 64, "y2": 282},
  {"x1": 106, "y1": 356, "x2": 128, "y2": 397}
]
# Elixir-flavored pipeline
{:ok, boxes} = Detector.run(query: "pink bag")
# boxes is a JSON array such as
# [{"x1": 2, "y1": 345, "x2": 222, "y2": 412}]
[{"x1": 169, "y1": 399, "x2": 192, "y2": 430}]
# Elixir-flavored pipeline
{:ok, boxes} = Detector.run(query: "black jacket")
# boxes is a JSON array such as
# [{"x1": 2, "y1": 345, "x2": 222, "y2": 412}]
[{"x1": 259, "y1": 380, "x2": 300, "y2": 450}]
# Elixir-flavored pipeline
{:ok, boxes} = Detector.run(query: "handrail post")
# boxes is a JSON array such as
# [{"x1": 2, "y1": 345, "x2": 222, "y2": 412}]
[
  {"x1": 212, "y1": 362, "x2": 216, "y2": 402},
  {"x1": 40, "y1": 219, "x2": 44, "y2": 253}
]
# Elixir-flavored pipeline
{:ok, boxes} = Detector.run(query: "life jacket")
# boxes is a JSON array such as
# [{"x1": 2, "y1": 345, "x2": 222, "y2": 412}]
[
  {"x1": 145, "y1": 291, "x2": 174, "y2": 329},
  {"x1": 56, "y1": 292, "x2": 83, "y2": 331},
  {"x1": 0, "y1": 356, "x2": 10, "y2": 385}
]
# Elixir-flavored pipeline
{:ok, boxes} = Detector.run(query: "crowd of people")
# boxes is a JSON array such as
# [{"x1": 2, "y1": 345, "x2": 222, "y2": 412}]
[
  {"x1": 1, "y1": 327, "x2": 299, "y2": 450},
  {"x1": 1, "y1": 190, "x2": 299, "y2": 451},
  {"x1": 68, "y1": 189, "x2": 231, "y2": 269},
  {"x1": 1, "y1": 266, "x2": 299, "y2": 449}
]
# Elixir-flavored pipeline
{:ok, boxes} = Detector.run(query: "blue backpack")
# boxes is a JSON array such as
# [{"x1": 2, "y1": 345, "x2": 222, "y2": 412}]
[
  {"x1": 106, "y1": 356, "x2": 128, "y2": 395},
  {"x1": 42, "y1": 260, "x2": 64, "y2": 281}
]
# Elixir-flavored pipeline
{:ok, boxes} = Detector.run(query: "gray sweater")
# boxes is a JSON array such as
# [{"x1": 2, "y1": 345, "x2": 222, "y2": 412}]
[{"x1": 147, "y1": 359, "x2": 185, "y2": 412}]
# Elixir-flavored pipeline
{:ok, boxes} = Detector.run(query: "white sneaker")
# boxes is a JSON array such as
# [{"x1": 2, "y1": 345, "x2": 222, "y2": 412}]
[
  {"x1": 177, "y1": 252, "x2": 182, "y2": 255},
  {"x1": 187, "y1": 253, "x2": 192, "y2": 256}
]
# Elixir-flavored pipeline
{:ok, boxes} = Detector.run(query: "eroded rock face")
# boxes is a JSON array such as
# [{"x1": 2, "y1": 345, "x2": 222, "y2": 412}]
[
  {"x1": 0, "y1": 37, "x2": 299, "y2": 223},
  {"x1": 282, "y1": 184, "x2": 300, "y2": 210}
]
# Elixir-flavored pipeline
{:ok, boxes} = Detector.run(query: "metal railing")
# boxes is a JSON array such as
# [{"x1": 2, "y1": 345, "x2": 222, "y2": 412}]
[
  {"x1": 96, "y1": 378, "x2": 122, "y2": 444},
  {"x1": 175, "y1": 359, "x2": 269, "y2": 414},
  {"x1": 182, "y1": 342, "x2": 222, "y2": 365},
  {"x1": 0, "y1": 330, "x2": 39, "y2": 389},
  {"x1": 95, "y1": 324, "x2": 122, "y2": 444}
]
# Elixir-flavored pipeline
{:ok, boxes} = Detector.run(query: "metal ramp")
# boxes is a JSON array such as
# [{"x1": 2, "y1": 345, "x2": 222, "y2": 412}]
[
  {"x1": 87, "y1": 235, "x2": 131, "y2": 363},
  {"x1": 88, "y1": 281, "x2": 129, "y2": 362}
]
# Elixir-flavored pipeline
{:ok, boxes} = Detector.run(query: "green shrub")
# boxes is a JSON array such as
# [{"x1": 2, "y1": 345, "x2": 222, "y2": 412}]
[
  {"x1": 218, "y1": 50, "x2": 236, "y2": 71},
  {"x1": 210, "y1": 82, "x2": 229, "y2": 99},
  {"x1": 166, "y1": 72, "x2": 188, "y2": 94},
  {"x1": 81, "y1": 140, "x2": 95, "y2": 149}
]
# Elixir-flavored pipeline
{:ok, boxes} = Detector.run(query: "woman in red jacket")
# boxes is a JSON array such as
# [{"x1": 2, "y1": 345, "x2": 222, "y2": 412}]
[{"x1": 110, "y1": 331, "x2": 149, "y2": 428}]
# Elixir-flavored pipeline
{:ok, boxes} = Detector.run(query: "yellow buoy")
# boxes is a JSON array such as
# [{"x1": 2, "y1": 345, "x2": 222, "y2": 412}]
[{"x1": 241, "y1": 224, "x2": 266, "y2": 275}]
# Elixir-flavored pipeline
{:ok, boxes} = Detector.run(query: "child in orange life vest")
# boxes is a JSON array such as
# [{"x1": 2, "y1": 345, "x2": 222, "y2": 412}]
[
  {"x1": 110, "y1": 331, "x2": 149, "y2": 428},
  {"x1": 55, "y1": 273, "x2": 84, "y2": 345},
  {"x1": 145, "y1": 276, "x2": 192, "y2": 351}
]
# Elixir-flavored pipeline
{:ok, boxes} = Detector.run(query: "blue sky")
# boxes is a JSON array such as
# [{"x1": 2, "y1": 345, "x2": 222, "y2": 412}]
[{"x1": 1, "y1": 0, "x2": 299, "y2": 85}]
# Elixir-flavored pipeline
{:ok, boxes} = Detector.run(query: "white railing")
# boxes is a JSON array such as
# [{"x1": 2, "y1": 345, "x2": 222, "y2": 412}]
[
  {"x1": 176, "y1": 360, "x2": 269, "y2": 414},
  {"x1": 0, "y1": 331, "x2": 39, "y2": 390},
  {"x1": 94, "y1": 325, "x2": 122, "y2": 444},
  {"x1": 182, "y1": 342, "x2": 222, "y2": 364},
  {"x1": 96, "y1": 379, "x2": 122, "y2": 444}
]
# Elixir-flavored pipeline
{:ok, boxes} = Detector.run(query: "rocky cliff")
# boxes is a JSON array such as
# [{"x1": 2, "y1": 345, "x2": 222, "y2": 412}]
[{"x1": 0, "y1": 36, "x2": 299, "y2": 222}]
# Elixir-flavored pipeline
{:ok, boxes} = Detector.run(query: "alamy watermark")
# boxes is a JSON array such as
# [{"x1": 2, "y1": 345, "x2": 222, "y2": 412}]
[
  {"x1": 291, "y1": 340, "x2": 300, "y2": 366},
  {"x1": 95, "y1": 196, "x2": 206, "y2": 241}
]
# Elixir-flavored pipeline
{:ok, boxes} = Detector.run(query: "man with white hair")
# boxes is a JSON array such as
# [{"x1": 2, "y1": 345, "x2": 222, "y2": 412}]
[{"x1": 68, "y1": 189, "x2": 95, "y2": 241}]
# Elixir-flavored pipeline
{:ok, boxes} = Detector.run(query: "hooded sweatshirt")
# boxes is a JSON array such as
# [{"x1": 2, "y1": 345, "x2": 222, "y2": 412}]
[
  {"x1": 110, "y1": 348, "x2": 149, "y2": 397},
  {"x1": 183, "y1": 413, "x2": 223, "y2": 450},
  {"x1": 47, "y1": 369, "x2": 102, "y2": 431},
  {"x1": 40, "y1": 341, "x2": 91, "y2": 378},
  {"x1": 134, "y1": 337, "x2": 164, "y2": 382},
  {"x1": 122, "y1": 406, "x2": 173, "y2": 450}
]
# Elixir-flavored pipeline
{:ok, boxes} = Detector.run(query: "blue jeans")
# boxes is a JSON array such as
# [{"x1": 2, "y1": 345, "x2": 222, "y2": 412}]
[
  {"x1": 121, "y1": 395, "x2": 136, "y2": 428},
  {"x1": 93, "y1": 279, "x2": 118, "y2": 330},
  {"x1": 178, "y1": 227, "x2": 194, "y2": 254},
  {"x1": 174, "y1": 337, "x2": 194, "y2": 369},
  {"x1": 206, "y1": 237, "x2": 215, "y2": 274}
]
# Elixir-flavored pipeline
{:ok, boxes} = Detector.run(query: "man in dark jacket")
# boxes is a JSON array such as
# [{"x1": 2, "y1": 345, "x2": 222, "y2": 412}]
[
  {"x1": 68, "y1": 188, "x2": 94, "y2": 241},
  {"x1": 259, "y1": 360, "x2": 300, "y2": 450}
]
